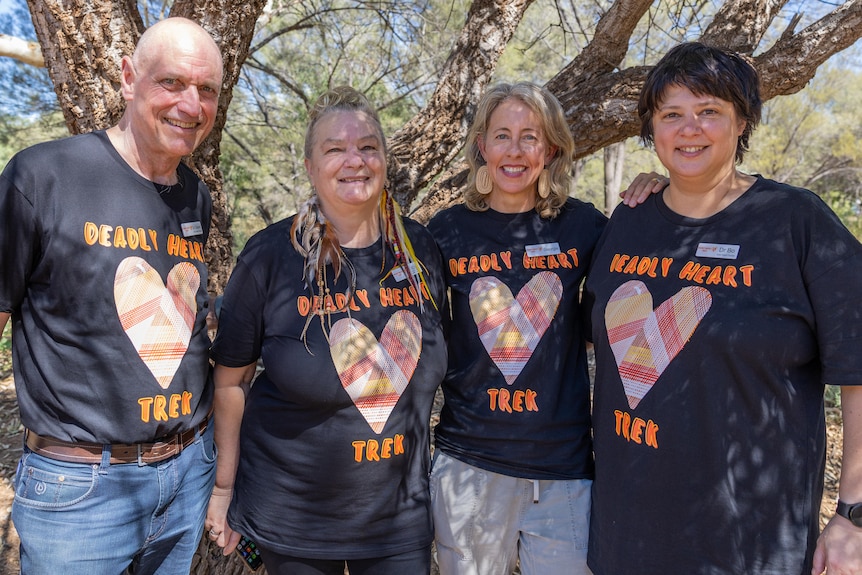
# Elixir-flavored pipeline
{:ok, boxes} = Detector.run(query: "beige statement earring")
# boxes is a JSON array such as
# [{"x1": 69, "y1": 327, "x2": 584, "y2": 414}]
[
  {"x1": 538, "y1": 168, "x2": 550, "y2": 199},
  {"x1": 476, "y1": 165, "x2": 493, "y2": 195}
]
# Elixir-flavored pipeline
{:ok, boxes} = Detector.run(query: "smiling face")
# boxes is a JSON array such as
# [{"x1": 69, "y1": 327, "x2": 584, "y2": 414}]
[
  {"x1": 478, "y1": 98, "x2": 556, "y2": 213},
  {"x1": 652, "y1": 84, "x2": 746, "y2": 186},
  {"x1": 304, "y1": 110, "x2": 387, "y2": 219},
  {"x1": 121, "y1": 22, "x2": 223, "y2": 171}
]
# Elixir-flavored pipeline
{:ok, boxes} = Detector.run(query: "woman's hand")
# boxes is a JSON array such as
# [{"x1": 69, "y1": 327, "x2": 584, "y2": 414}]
[
  {"x1": 205, "y1": 485, "x2": 242, "y2": 556},
  {"x1": 812, "y1": 515, "x2": 862, "y2": 574},
  {"x1": 619, "y1": 171, "x2": 668, "y2": 207}
]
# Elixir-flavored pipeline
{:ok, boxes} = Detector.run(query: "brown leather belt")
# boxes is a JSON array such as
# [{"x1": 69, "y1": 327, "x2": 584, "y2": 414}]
[{"x1": 25, "y1": 417, "x2": 209, "y2": 465}]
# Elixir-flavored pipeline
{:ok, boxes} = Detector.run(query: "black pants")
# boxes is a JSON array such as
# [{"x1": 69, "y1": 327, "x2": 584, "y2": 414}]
[{"x1": 260, "y1": 545, "x2": 432, "y2": 575}]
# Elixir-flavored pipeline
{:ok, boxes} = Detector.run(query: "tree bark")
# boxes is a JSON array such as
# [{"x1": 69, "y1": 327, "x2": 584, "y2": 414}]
[
  {"x1": 169, "y1": 0, "x2": 268, "y2": 295},
  {"x1": 604, "y1": 141, "x2": 625, "y2": 216},
  {"x1": 25, "y1": 0, "x2": 143, "y2": 132}
]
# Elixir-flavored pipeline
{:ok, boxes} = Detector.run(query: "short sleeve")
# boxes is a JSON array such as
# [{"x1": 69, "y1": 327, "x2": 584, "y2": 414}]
[{"x1": 0, "y1": 156, "x2": 39, "y2": 312}]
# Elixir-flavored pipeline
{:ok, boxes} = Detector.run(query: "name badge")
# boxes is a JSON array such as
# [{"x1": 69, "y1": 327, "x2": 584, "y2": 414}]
[
  {"x1": 696, "y1": 243, "x2": 740, "y2": 260},
  {"x1": 391, "y1": 262, "x2": 419, "y2": 283},
  {"x1": 181, "y1": 221, "x2": 204, "y2": 237},
  {"x1": 525, "y1": 242, "x2": 561, "y2": 258}
]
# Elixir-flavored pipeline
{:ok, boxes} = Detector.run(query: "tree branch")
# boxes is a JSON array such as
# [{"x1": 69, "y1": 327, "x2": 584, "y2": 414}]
[{"x1": 0, "y1": 33, "x2": 44, "y2": 67}]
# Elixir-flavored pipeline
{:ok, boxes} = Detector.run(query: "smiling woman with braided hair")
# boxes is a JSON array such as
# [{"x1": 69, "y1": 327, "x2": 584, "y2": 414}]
[{"x1": 205, "y1": 86, "x2": 447, "y2": 575}]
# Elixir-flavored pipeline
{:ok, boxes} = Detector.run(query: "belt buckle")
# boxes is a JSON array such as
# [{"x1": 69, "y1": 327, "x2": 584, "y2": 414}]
[{"x1": 137, "y1": 443, "x2": 144, "y2": 466}]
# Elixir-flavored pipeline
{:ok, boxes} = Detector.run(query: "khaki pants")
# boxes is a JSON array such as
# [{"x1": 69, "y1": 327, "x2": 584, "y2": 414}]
[{"x1": 430, "y1": 451, "x2": 593, "y2": 575}]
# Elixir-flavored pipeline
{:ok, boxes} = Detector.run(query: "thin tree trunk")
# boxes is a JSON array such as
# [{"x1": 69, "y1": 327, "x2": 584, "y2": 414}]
[{"x1": 604, "y1": 141, "x2": 626, "y2": 216}]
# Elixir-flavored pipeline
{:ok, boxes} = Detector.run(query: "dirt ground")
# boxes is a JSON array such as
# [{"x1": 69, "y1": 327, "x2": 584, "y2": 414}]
[{"x1": 0, "y1": 375, "x2": 845, "y2": 574}]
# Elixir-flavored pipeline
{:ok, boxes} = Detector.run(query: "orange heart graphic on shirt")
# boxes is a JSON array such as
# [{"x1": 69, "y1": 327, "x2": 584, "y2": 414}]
[
  {"x1": 605, "y1": 280, "x2": 712, "y2": 409},
  {"x1": 469, "y1": 271, "x2": 563, "y2": 385},
  {"x1": 329, "y1": 310, "x2": 422, "y2": 434},
  {"x1": 114, "y1": 257, "x2": 200, "y2": 389}
]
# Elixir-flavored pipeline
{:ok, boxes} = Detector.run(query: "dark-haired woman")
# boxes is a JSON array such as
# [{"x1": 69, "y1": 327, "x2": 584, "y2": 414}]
[{"x1": 584, "y1": 42, "x2": 862, "y2": 575}]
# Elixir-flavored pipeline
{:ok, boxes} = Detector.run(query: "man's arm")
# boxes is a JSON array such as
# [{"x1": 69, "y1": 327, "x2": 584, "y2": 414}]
[
  {"x1": 812, "y1": 385, "x2": 862, "y2": 574},
  {"x1": 0, "y1": 312, "x2": 9, "y2": 335}
]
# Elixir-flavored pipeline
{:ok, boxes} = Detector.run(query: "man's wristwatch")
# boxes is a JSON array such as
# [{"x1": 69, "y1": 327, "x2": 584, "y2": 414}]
[{"x1": 836, "y1": 500, "x2": 862, "y2": 527}]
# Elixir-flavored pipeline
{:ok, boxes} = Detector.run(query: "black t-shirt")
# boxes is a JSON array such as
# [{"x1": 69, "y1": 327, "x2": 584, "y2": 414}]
[
  {"x1": 584, "y1": 176, "x2": 862, "y2": 575},
  {"x1": 428, "y1": 199, "x2": 607, "y2": 479},
  {"x1": 211, "y1": 216, "x2": 447, "y2": 559},
  {"x1": 0, "y1": 131, "x2": 213, "y2": 443}
]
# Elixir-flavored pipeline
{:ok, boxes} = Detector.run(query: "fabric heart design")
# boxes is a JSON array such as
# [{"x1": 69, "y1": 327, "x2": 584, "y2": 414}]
[
  {"x1": 469, "y1": 271, "x2": 562, "y2": 385},
  {"x1": 114, "y1": 257, "x2": 200, "y2": 389},
  {"x1": 329, "y1": 310, "x2": 422, "y2": 434},
  {"x1": 605, "y1": 280, "x2": 712, "y2": 409}
]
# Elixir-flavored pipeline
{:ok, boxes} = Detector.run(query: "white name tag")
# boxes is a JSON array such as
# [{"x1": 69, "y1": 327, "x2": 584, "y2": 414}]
[
  {"x1": 696, "y1": 243, "x2": 740, "y2": 260},
  {"x1": 391, "y1": 262, "x2": 419, "y2": 283},
  {"x1": 525, "y1": 242, "x2": 561, "y2": 258},
  {"x1": 181, "y1": 221, "x2": 204, "y2": 237}
]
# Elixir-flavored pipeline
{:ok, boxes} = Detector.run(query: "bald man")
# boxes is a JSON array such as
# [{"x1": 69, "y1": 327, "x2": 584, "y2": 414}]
[{"x1": 0, "y1": 18, "x2": 224, "y2": 574}]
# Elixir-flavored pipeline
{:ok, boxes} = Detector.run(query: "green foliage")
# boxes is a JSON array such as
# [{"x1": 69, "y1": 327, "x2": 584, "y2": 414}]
[
  {"x1": 742, "y1": 65, "x2": 862, "y2": 239},
  {"x1": 0, "y1": 110, "x2": 68, "y2": 168},
  {"x1": 825, "y1": 385, "x2": 841, "y2": 411},
  {"x1": 0, "y1": 321, "x2": 10, "y2": 381}
]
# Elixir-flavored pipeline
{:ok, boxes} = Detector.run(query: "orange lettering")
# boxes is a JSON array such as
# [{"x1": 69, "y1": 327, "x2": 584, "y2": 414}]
[
  {"x1": 705, "y1": 266, "x2": 723, "y2": 285},
  {"x1": 457, "y1": 257, "x2": 468, "y2": 275},
  {"x1": 113, "y1": 226, "x2": 129, "y2": 249},
  {"x1": 153, "y1": 395, "x2": 168, "y2": 422},
  {"x1": 138, "y1": 397, "x2": 154, "y2": 423},
  {"x1": 352, "y1": 440, "x2": 365, "y2": 462},
  {"x1": 99, "y1": 224, "x2": 112, "y2": 247},
  {"x1": 166, "y1": 233, "x2": 181, "y2": 256},
  {"x1": 83, "y1": 222, "x2": 98, "y2": 245},
  {"x1": 679, "y1": 261, "x2": 698, "y2": 281},
  {"x1": 740, "y1": 265, "x2": 754, "y2": 287},
  {"x1": 354, "y1": 290, "x2": 371, "y2": 308},
  {"x1": 661, "y1": 257, "x2": 673, "y2": 277},
  {"x1": 168, "y1": 394, "x2": 182, "y2": 419},
  {"x1": 366, "y1": 439, "x2": 380, "y2": 461},
  {"x1": 525, "y1": 389, "x2": 538, "y2": 411},
  {"x1": 498, "y1": 388, "x2": 512, "y2": 413}
]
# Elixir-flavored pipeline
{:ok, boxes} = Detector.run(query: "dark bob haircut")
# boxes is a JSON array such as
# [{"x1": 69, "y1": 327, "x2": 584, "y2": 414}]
[{"x1": 638, "y1": 42, "x2": 762, "y2": 164}]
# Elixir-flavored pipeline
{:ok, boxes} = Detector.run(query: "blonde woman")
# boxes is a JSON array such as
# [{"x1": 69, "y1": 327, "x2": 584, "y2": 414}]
[
  {"x1": 205, "y1": 87, "x2": 447, "y2": 575},
  {"x1": 429, "y1": 82, "x2": 609, "y2": 575}
]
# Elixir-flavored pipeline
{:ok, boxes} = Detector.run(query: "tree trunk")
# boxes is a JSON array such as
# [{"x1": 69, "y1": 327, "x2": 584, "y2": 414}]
[
  {"x1": 169, "y1": 0, "x2": 268, "y2": 295},
  {"x1": 25, "y1": 0, "x2": 143, "y2": 132},
  {"x1": 603, "y1": 141, "x2": 625, "y2": 216}
]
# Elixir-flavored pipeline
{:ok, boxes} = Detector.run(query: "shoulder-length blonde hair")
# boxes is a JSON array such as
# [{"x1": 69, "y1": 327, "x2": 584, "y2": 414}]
[{"x1": 463, "y1": 82, "x2": 575, "y2": 219}]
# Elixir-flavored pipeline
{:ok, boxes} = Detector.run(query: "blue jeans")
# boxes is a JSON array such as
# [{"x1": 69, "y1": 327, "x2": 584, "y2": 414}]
[{"x1": 12, "y1": 422, "x2": 216, "y2": 575}]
